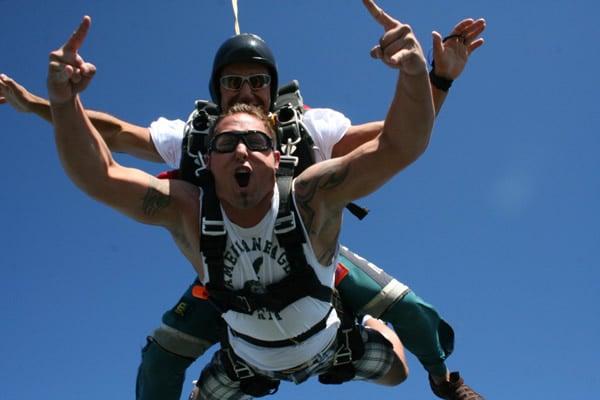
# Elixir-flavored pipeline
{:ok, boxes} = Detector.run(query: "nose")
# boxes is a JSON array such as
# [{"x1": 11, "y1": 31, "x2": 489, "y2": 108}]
[
  {"x1": 234, "y1": 140, "x2": 248, "y2": 160},
  {"x1": 237, "y1": 80, "x2": 254, "y2": 97}
]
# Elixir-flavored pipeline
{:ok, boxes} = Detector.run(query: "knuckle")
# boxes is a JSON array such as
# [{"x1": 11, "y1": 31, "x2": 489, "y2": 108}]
[{"x1": 401, "y1": 24, "x2": 413, "y2": 34}]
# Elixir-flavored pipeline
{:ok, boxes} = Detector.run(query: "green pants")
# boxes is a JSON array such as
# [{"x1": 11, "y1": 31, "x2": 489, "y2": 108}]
[{"x1": 135, "y1": 246, "x2": 454, "y2": 400}]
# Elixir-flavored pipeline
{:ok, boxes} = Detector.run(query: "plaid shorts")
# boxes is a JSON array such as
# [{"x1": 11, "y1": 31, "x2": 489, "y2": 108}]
[{"x1": 192, "y1": 326, "x2": 395, "y2": 400}]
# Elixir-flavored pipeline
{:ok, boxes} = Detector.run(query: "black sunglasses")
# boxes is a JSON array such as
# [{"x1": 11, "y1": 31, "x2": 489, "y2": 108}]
[
  {"x1": 208, "y1": 130, "x2": 274, "y2": 153},
  {"x1": 220, "y1": 74, "x2": 271, "y2": 91}
]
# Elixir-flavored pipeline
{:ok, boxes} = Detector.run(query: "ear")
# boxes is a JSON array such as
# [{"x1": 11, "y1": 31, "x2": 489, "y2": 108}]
[
  {"x1": 205, "y1": 153, "x2": 212, "y2": 170},
  {"x1": 273, "y1": 150, "x2": 280, "y2": 169}
]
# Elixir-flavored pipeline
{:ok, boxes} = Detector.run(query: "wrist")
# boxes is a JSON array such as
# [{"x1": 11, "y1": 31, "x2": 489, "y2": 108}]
[{"x1": 428, "y1": 61, "x2": 453, "y2": 92}]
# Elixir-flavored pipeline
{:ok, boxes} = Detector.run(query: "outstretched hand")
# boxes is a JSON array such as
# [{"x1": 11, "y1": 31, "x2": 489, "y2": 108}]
[
  {"x1": 363, "y1": 0, "x2": 427, "y2": 76},
  {"x1": 432, "y1": 18, "x2": 486, "y2": 80},
  {"x1": 47, "y1": 16, "x2": 96, "y2": 104},
  {"x1": 0, "y1": 74, "x2": 33, "y2": 112}
]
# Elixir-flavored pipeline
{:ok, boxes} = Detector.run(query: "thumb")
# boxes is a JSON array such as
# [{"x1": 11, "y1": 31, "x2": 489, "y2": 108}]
[{"x1": 432, "y1": 31, "x2": 443, "y2": 59}]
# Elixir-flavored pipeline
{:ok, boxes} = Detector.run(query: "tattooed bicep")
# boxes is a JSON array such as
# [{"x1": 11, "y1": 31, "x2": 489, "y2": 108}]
[
  {"x1": 295, "y1": 162, "x2": 350, "y2": 202},
  {"x1": 294, "y1": 162, "x2": 350, "y2": 234},
  {"x1": 142, "y1": 178, "x2": 171, "y2": 216}
]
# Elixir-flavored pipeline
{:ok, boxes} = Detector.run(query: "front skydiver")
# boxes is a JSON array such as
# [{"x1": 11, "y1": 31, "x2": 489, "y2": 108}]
[{"x1": 0, "y1": 11, "x2": 486, "y2": 400}]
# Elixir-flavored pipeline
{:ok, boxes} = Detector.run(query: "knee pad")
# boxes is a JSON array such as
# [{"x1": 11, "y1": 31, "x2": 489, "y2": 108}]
[
  {"x1": 140, "y1": 337, "x2": 196, "y2": 369},
  {"x1": 337, "y1": 245, "x2": 410, "y2": 318},
  {"x1": 152, "y1": 324, "x2": 214, "y2": 359}
]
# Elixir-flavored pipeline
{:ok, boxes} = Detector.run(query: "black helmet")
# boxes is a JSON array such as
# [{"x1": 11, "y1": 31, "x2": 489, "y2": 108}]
[{"x1": 209, "y1": 33, "x2": 278, "y2": 110}]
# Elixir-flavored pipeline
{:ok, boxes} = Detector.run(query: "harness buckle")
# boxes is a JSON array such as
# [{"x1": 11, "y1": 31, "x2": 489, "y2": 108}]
[
  {"x1": 236, "y1": 295, "x2": 253, "y2": 314},
  {"x1": 274, "y1": 213, "x2": 296, "y2": 234},
  {"x1": 224, "y1": 348, "x2": 255, "y2": 380},
  {"x1": 332, "y1": 328, "x2": 354, "y2": 366},
  {"x1": 202, "y1": 218, "x2": 226, "y2": 236},
  {"x1": 332, "y1": 347, "x2": 353, "y2": 366},
  {"x1": 280, "y1": 154, "x2": 299, "y2": 167}
]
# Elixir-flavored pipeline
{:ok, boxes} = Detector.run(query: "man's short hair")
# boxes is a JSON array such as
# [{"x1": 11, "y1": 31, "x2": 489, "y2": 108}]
[{"x1": 208, "y1": 103, "x2": 276, "y2": 143}]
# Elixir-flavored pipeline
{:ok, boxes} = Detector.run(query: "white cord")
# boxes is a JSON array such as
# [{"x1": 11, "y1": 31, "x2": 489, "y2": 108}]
[{"x1": 231, "y1": 0, "x2": 240, "y2": 35}]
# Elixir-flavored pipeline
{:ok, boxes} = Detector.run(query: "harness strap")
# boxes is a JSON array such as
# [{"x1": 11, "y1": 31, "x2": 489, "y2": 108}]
[
  {"x1": 218, "y1": 322, "x2": 281, "y2": 397},
  {"x1": 199, "y1": 174, "x2": 227, "y2": 292},
  {"x1": 273, "y1": 159, "x2": 334, "y2": 307},
  {"x1": 318, "y1": 292, "x2": 365, "y2": 385},
  {"x1": 230, "y1": 307, "x2": 333, "y2": 348}
]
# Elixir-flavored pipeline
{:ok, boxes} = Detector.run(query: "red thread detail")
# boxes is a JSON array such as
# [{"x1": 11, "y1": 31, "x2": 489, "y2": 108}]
[
  {"x1": 334, "y1": 263, "x2": 349, "y2": 287},
  {"x1": 192, "y1": 285, "x2": 209, "y2": 300}
]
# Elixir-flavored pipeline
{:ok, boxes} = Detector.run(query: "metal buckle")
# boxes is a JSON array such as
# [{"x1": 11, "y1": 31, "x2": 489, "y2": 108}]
[
  {"x1": 332, "y1": 346, "x2": 353, "y2": 366},
  {"x1": 332, "y1": 328, "x2": 353, "y2": 366},
  {"x1": 274, "y1": 213, "x2": 296, "y2": 234},
  {"x1": 236, "y1": 295, "x2": 253, "y2": 313},
  {"x1": 201, "y1": 218, "x2": 226, "y2": 236},
  {"x1": 281, "y1": 136, "x2": 301, "y2": 157},
  {"x1": 224, "y1": 348, "x2": 255, "y2": 379},
  {"x1": 279, "y1": 154, "x2": 299, "y2": 167}
]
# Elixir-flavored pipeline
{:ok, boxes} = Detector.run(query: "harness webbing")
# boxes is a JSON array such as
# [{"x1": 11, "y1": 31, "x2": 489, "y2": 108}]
[{"x1": 230, "y1": 307, "x2": 333, "y2": 348}]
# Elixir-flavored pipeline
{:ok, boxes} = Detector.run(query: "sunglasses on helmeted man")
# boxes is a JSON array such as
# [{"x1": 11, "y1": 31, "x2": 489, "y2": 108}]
[
  {"x1": 219, "y1": 74, "x2": 271, "y2": 91},
  {"x1": 208, "y1": 130, "x2": 274, "y2": 153}
]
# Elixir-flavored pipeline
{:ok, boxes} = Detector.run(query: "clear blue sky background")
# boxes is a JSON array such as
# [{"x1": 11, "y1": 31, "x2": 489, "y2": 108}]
[{"x1": 1, "y1": 1, "x2": 598, "y2": 399}]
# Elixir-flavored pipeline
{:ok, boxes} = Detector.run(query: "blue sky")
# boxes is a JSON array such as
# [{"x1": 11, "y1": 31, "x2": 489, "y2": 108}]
[{"x1": 1, "y1": 1, "x2": 599, "y2": 399}]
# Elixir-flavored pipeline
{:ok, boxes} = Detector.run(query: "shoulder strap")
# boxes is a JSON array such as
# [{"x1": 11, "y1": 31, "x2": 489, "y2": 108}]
[
  {"x1": 179, "y1": 100, "x2": 220, "y2": 185},
  {"x1": 268, "y1": 162, "x2": 333, "y2": 305},
  {"x1": 198, "y1": 173, "x2": 227, "y2": 290}
]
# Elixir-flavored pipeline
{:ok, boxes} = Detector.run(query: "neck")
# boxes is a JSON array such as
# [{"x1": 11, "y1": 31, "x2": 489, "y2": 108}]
[{"x1": 220, "y1": 188, "x2": 274, "y2": 228}]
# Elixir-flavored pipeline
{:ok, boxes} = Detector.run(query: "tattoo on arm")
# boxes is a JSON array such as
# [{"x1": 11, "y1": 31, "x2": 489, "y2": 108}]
[
  {"x1": 318, "y1": 165, "x2": 349, "y2": 191},
  {"x1": 142, "y1": 179, "x2": 171, "y2": 216},
  {"x1": 295, "y1": 178, "x2": 318, "y2": 234},
  {"x1": 296, "y1": 164, "x2": 350, "y2": 230},
  {"x1": 296, "y1": 164, "x2": 349, "y2": 264}
]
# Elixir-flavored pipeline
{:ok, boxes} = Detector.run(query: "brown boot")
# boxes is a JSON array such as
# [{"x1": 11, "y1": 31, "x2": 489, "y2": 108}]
[{"x1": 429, "y1": 371, "x2": 484, "y2": 400}]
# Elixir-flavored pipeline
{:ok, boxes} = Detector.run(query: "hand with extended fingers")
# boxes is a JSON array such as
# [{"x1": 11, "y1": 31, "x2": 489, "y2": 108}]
[
  {"x1": 363, "y1": 0, "x2": 427, "y2": 76},
  {"x1": 47, "y1": 16, "x2": 96, "y2": 104},
  {"x1": 432, "y1": 18, "x2": 486, "y2": 80},
  {"x1": 0, "y1": 74, "x2": 34, "y2": 112}
]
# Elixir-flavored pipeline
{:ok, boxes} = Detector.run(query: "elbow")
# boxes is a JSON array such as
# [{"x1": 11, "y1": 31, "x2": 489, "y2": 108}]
[
  {"x1": 389, "y1": 125, "x2": 433, "y2": 167},
  {"x1": 62, "y1": 160, "x2": 115, "y2": 201}
]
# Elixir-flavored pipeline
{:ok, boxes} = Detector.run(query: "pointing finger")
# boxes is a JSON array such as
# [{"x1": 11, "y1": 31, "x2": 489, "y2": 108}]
[
  {"x1": 363, "y1": 0, "x2": 397, "y2": 30},
  {"x1": 62, "y1": 16, "x2": 91, "y2": 54}
]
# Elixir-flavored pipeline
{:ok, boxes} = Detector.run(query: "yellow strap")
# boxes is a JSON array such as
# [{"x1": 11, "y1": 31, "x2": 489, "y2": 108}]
[{"x1": 231, "y1": 0, "x2": 240, "y2": 35}]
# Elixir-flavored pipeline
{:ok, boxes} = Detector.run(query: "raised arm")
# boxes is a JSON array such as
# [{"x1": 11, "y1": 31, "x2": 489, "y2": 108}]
[
  {"x1": 1, "y1": 73, "x2": 162, "y2": 162},
  {"x1": 47, "y1": 17, "x2": 200, "y2": 261},
  {"x1": 295, "y1": 0, "x2": 434, "y2": 263},
  {"x1": 331, "y1": 17, "x2": 486, "y2": 157}
]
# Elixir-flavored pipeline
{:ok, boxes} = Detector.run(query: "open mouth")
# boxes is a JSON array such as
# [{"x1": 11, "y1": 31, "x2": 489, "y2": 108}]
[{"x1": 234, "y1": 170, "x2": 251, "y2": 188}]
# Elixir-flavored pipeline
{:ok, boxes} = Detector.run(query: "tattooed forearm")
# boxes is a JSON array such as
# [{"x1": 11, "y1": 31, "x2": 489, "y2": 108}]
[{"x1": 142, "y1": 178, "x2": 171, "y2": 216}]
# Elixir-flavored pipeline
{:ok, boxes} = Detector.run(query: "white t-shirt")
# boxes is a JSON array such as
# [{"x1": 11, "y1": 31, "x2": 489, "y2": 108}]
[
  {"x1": 200, "y1": 184, "x2": 340, "y2": 371},
  {"x1": 148, "y1": 108, "x2": 351, "y2": 168}
]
